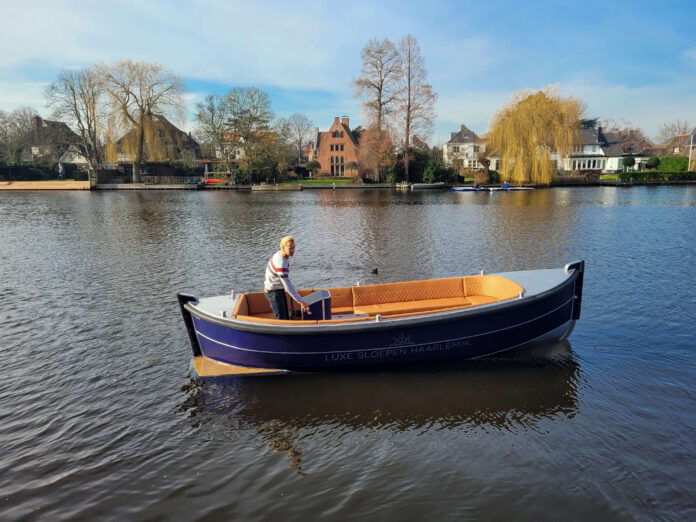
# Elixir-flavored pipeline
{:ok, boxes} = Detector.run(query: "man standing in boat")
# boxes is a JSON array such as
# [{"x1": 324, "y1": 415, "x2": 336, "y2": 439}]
[{"x1": 264, "y1": 236, "x2": 309, "y2": 320}]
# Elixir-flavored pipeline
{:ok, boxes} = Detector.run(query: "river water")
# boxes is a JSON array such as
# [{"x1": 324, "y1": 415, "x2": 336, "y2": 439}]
[{"x1": 1, "y1": 187, "x2": 694, "y2": 520}]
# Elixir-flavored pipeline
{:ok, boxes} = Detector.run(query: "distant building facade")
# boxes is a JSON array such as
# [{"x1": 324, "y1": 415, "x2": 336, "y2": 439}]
[
  {"x1": 443, "y1": 124, "x2": 486, "y2": 171},
  {"x1": 312, "y1": 116, "x2": 363, "y2": 176}
]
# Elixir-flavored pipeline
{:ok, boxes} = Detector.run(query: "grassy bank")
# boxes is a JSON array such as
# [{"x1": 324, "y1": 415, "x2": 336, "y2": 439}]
[{"x1": 278, "y1": 179, "x2": 354, "y2": 186}]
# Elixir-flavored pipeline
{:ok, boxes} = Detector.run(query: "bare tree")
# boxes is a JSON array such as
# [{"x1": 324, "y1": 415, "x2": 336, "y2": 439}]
[
  {"x1": 195, "y1": 94, "x2": 233, "y2": 172},
  {"x1": 395, "y1": 34, "x2": 437, "y2": 182},
  {"x1": 225, "y1": 87, "x2": 274, "y2": 182},
  {"x1": 352, "y1": 38, "x2": 402, "y2": 133},
  {"x1": 286, "y1": 113, "x2": 314, "y2": 164},
  {"x1": 600, "y1": 118, "x2": 647, "y2": 140},
  {"x1": 0, "y1": 107, "x2": 37, "y2": 164},
  {"x1": 656, "y1": 119, "x2": 691, "y2": 144},
  {"x1": 99, "y1": 60, "x2": 184, "y2": 182},
  {"x1": 45, "y1": 67, "x2": 104, "y2": 176}
]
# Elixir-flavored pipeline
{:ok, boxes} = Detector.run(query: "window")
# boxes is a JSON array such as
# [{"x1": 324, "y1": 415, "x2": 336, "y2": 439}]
[
  {"x1": 331, "y1": 165, "x2": 334, "y2": 175},
  {"x1": 340, "y1": 144, "x2": 344, "y2": 151},
  {"x1": 341, "y1": 165, "x2": 344, "y2": 175},
  {"x1": 330, "y1": 157, "x2": 334, "y2": 164},
  {"x1": 452, "y1": 146, "x2": 459, "y2": 153},
  {"x1": 340, "y1": 131, "x2": 344, "y2": 137},
  {"x1": 330, "y1": 144, "x2": 334, "y2": 151},
  {"x1": 340, "y1": 156, "x2": 344, "y2": 164}
]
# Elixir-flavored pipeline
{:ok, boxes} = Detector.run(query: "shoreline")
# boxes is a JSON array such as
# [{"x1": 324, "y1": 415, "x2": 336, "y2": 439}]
[
  {"x1": 0, "y1": 181, "x2": 91, "y2": 190},
  {"x1": 2, "y1": 179, "x2": 695, "y2": 191}
]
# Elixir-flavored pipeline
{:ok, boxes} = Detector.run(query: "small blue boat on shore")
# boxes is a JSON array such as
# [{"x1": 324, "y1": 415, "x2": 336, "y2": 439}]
[
  {"x1": 452, "y1": 186, "x2": 535, "y2": 192},
  {"x1": 178, "y1": 261, "x2": 584, "y2": 376}
]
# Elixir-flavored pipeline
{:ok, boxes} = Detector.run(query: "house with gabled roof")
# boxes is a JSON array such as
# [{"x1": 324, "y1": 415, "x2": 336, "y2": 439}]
[
  {"x1": 443, "y1": 124, "x2": 486, "y2": 171},
  {"x1": 20, "y1": 116, "x2": 81, "y2": 163},
  {"x1": 558, "y1": 128, "x2": 655, "y2": 173},
  {"x1": 659, "y1": 131, "x2": 696, "y2": 158},
  {"x1": 312, "y1": 116, "x2": 363, "y2": 177},
  {"x1": 115, "y1": 114, "x2": 200, "y2": 163}
]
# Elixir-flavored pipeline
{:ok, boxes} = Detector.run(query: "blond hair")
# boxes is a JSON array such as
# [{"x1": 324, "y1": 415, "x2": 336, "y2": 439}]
[{"x1": 280, "y1": 236, "x2": 295, "y2": 250}]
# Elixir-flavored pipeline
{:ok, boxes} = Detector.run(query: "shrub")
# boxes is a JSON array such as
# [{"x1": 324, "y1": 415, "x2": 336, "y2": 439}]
[
  {"x1": 658, "y1": 156, "x2": 688, "y2": 172},
  {"x1": 646, "y1": 157, "x2": 660, "y2": 169},
  {"x1": 618, "y1": 171, "x2": 696, "y2": 182},
  {"x1": 623, "y1": 157, "x2": 636, "y2": 168},
  {"x1": 72, "y1": 170, "x2": 89, "y2": 181},
  {"x1": 488, "y1": 170, "x2": 501, "y2": 183}
]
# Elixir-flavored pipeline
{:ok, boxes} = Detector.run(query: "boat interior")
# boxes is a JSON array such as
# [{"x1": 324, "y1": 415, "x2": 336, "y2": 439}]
[{"x1": 232, "y1": 275, "x2": 524, "y2": 324}]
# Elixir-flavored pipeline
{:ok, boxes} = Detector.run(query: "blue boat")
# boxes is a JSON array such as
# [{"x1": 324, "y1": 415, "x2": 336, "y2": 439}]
[
  {"x1": 452, "y1": 186, "x2": 535, "y2": 192},
  {"x1": 178, "y1": 261, "x2": 584, "y2": 376},
  {"x1": 451, "y1": 186, "x2": 488, "y2": 192}
]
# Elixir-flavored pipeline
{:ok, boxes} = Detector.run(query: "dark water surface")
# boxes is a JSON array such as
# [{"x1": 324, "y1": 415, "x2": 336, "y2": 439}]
[{"x1": 1, "y1": 187, "x2": 694, "y2": 520}]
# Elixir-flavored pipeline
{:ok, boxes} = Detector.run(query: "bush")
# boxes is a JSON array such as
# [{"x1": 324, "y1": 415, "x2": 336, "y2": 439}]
[
  {"x1": 72, "y1": 170, "x2": 89, "y2": 181},
  {"x1": 658, "y1": 156, "x2": 688, "y2": 172},
  {"x1": 488, "y1": 170, "x2": 501, "y2": 183},
  {"x1": 423, "y1": 162, "x2": 456, "y2": 183},
  {"x1": 646, "y1": 157, "x2": 660, "y2": 169},
  {"x1": 618, "y1": 171, "x2": 696, "y2": 182}
]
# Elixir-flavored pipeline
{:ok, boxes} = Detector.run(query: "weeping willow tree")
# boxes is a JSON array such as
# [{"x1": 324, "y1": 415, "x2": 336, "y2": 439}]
[
  {"x1": 99, "y1": 60, "x2": 184, "y2": 182},
  {"x1": 488, "y1": 87, "x2": 584, "y2": 185}
]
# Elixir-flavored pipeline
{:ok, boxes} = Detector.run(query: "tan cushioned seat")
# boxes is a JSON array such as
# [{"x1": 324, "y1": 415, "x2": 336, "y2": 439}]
[
  {"x1": 352, "y1": 277, "x2": 465, "y2": 307},
  {"x1": 354, "y1": 296, "x2": 472, "y2": 316}
]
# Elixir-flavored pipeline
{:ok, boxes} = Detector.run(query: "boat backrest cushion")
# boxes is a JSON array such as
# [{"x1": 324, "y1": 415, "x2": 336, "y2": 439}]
[
  {"x1": 326, "y1": 286, "x2": 353, "y2": 309},
  {"x1": 352, "y1": 277, "x2": 465, "y2": 306},
  {"x1": 463, "y1": 275, "x2": 523, "y2": 300},
  {"x1": 233, "y1": 294, "x2": 249, "y2": 316},
  {"x1": 246, "y1": 292, "x2": 272, "y2": 315}
]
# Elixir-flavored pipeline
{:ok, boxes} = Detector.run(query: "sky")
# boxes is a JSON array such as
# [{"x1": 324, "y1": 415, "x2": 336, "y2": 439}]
[{"x1": 1, "y1": 0, "x2": 695, "y2": 145}]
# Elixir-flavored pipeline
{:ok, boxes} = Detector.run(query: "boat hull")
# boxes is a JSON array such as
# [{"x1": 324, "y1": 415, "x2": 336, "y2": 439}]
[{"x1": 180, "y1": 264, "x2": 583, "y2": 372}]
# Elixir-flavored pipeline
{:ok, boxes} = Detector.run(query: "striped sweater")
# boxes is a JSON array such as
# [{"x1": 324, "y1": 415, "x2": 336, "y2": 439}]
[{"x1": 264, "y1": 251, "x2": 302, "y2": 303}]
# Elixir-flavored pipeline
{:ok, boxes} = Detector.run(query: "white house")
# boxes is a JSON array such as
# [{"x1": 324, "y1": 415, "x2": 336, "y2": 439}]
[
  {"x1": 562, "y1": 128, "x2": 652, "y2": 173},
  {"x1": 443, "y1": 124, "x2": 486, "y2": 170},
  {"x1": 58, "y1": 144, "x2": 90, "y2": 169}
]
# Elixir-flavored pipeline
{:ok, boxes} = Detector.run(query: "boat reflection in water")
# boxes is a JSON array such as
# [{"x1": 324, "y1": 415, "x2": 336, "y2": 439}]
[{"x1": 179, "y1": 341, "x2": 580, "y2": 475}]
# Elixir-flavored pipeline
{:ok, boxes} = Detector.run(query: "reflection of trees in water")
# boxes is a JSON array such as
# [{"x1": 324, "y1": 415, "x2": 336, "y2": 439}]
[{"x1": 178, "y1": 341, "x2": 581, "y2": 475}]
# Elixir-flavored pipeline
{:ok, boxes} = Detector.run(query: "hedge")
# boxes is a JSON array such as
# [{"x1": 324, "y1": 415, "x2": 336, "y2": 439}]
[
  {"x1": 618, "y1": 171, "x2": 696, "y2": 182},
  {"x1": 658, "y1": 156, "x2": 688, "y2": 172}
]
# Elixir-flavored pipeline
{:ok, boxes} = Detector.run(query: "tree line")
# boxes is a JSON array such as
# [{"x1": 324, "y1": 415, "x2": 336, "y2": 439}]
[{"x1": 1, "y1": 43, "x2": 690, "y2": 185}]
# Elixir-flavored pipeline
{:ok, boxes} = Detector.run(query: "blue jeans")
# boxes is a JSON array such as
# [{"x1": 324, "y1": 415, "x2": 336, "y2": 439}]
[{"x1": 265, "y1": 289, "x2": 289, "y2": 320}]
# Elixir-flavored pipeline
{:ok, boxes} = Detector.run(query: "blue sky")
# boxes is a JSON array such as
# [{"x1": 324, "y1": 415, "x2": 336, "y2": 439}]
[{"x1": 1, "y1": 0, "x2": 695, "y2": 144}]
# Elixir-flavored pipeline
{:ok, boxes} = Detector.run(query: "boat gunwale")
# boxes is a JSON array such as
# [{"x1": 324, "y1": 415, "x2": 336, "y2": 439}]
[{"x1": 184, "y1": 269, "x2": 580, "y2": 336}]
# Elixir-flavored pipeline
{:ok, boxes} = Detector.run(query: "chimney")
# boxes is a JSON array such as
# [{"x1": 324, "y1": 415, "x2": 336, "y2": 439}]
[
  {"x1": 334, "y1": 116, "x2": 339, "y2": 125},
  {"x1": 315, "y1": 127, "x2": 319, "y2": 135},
  {"x1": 32, "y1": 115, "x2": 42, "y2": 130},
  {"x1": 342, "y1": 116, "x2": 349, "y2": 128}
]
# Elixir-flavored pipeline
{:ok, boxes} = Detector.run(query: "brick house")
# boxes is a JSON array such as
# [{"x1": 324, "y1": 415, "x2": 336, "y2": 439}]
[{"x1": 313, "y1": 116, "x2": 363, "y2": 177}]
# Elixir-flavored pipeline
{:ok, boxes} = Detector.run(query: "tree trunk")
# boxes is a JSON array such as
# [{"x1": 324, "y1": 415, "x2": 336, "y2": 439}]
[
  {"x1": 134, "y1": 121, "x2": 144, "y2": 183},
  {"x1": 404, "y1": 120, "x2": 410, "y2": 182}
]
